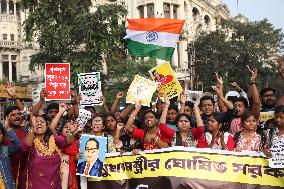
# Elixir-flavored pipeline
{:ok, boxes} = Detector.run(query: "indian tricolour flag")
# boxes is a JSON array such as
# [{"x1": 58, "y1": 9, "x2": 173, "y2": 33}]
[{"x1": 124, "y1": 18, "x2": 185, "y2": 61}]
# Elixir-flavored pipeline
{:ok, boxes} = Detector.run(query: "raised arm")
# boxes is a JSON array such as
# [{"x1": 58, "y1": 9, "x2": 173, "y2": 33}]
[
  {"x1": 67, "y1": 90, "x2": 79, "y2": 118},
  {"x1": 111, "y1": 92, "x2": 123, "y2": 113},
  {"x1": 194, "y1": 100, "x2": 204, "y2": 127},
  {"x1": 100, "y1": 96, "x2": 110, "y2": 113},
  {"x1": 179, "y1": 92, "x2": 186, "y2": 114},
  {"x1": 215, "y1": 73, "x2": 227, "y2": 112},
  {"x1": 212, "y1": 86, "x2": 234, "y2": 110},
  {"x1": 276, "y1": 55, "x2": 284, "y2": 81},
  {"x1": 159, "y1": 94, "x2": 170, "y2": 124},
  {"x1": 120, "y1": 104, "x2": 134, "y2": 122},
  {"x1": 23, "y1": 115, "x2": 36, "y2": 147},
  {"x1": 125, "y1": 104, "x2": 141, "y2": 133},
  {"x1": 32, "y1": 88, "x2": 46, "y2": 116},
  {"x1": 6, "y1": 83, "x2": 24, "y2": 111},
  {"x1": 113, "y1": 123, "x2": 124, "y2": 145},
  {"x1": 49, "y1": 103, "x2": 68, "y2": 133},
  {"x1": 246, "y1": 65, "x2": 260, "y2": 119}
]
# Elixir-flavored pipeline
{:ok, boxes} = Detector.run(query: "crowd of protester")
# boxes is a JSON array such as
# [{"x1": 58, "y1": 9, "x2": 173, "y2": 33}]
[{"x1": 0, "y1": 56, "x2": 284, "y2": 189}]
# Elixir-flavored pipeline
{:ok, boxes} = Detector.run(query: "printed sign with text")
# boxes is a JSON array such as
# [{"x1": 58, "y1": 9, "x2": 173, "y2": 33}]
[
  {"x1": 45, "y1": 63, "x2": 70, "y2": 100},
  {"x1": 78, "y1": 72, "x2": 102, "y2": 107}
]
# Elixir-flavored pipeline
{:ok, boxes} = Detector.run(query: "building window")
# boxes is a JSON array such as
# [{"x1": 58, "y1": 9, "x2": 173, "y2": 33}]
[
  {"x1": 173, "y1": 5, "x2": 178, "y2": 19},
  {"x1": 147, "y1": 3, "x2": 154, "y2": 18},
  {"x1": 3, "y1": 34, "x2": 7, "y2": 40},
  {"x1": 10, "y1": 34, "x2": 14, "y2": 41},
  {"x1": 2, "y1": 55, "x2": 9, "y2": 79},
  {"x1": 11, "y1": 55, "x2": 17, "y2": 60},
  {"x1": 163, "y1": 3, "x2": 170, "y2": 18},
  {"x1": 138, "y1": 5, "x2": 144, "y2": 18},
  {"x1": 9, "y1": 1, "x2": 14, "y2": 15},
  {"x1": 204, "y1": 15, "x2": 211, "y2": 25},
  {"x1": 192, "y1": 7, "x2": 200, "y2": 21},
  {"x1": 1, "y1": 0, "x2": 7, "y2": 14},
  {"x1": 16, "y1": 3, "x2": 20, "y2": 16},
  {"x1": 12, "y1": 62, "x2": 17, "y2": 81}
]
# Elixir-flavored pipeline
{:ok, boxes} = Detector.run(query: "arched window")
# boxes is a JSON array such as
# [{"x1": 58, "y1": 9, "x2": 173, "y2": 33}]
[
  {"x1": 204, "y1": 15, "x2": 210, "y2": 25},
  {"x1": 192, "y1": 7, "x2": 199, "y2": 21}
]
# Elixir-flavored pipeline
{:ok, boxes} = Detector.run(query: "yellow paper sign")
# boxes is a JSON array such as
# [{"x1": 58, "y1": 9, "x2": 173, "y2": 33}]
[
  {"x1": 260, "y1": 111, "x2": 275, "y2": 122},
  {"x1": 126, "y1": 75, "x2": 157, "y2": 107},
  {"x1": 149, "y1": 63, "x2": 182, "y2": 99}
]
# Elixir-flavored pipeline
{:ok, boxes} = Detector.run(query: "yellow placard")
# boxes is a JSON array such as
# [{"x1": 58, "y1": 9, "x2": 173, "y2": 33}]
[
  {"x1": 89, "y1": 148, "x2": 284, "y2": 187},
  {"x1": 126, "y1": 75, "x2": 157, "y2": 107},
  {"x1": 0, "y1": 84, "x2": 32, "y2": 99},
  {"x1": 260, "y1": 111, "x2": 275, "y2": 122},
  {"x1": 149, "y1": 63, "x2": 182, "y2": 99}
]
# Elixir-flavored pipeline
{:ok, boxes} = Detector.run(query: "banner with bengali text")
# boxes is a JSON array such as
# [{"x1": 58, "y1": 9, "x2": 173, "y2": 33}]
[{"x1": 88, "y1": 147, "x2": 284, "y2": 189}]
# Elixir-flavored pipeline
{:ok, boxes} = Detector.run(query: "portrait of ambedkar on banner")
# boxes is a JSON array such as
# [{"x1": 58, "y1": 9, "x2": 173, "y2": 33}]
[{"x1": 77, "y1": 137, "x2": 104, "y2": 177}]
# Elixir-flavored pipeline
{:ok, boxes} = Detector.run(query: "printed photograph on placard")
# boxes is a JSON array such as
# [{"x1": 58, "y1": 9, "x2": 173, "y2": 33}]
[
  {"x1": 76, "y1": 135, "x2": 107, "y2": 178},
  {"x1": 149, "y1": 63, "x2": 182, "y2": 99}
]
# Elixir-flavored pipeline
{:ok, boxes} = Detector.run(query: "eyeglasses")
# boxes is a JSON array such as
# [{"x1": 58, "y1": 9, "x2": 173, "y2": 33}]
[
  {"x1": 93, "y1": 119, "x2": 103, "y2": 124},
  {"x1": 85, "y1": 147, "x2": 98, "y2": 153}
]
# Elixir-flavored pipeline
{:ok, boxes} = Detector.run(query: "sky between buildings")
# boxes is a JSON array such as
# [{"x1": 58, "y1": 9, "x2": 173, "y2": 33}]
[{"x1": 223, "y1": 0, "x2": 284, "y2": 32}]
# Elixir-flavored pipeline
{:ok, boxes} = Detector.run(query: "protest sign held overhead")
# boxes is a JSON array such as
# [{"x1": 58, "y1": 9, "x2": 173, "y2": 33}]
[
  {"x1": 45, "y1": 63, "x2": 70, "y2": 100},
  {"x1": 149, "y1": 63, "x2": 182, "y2": 99},
  {"x1": 77, "y1": 135, "x2": 107, "y2": 178},
  {"x1": 126, "y1": 75, "x2": 157, "y2": 107},
  {"x1": 78, "y1": 72, "x2": 102, "y2": 107},
  {"x1": 124, "y1": 18, "x2": 184, "y2": 61}
]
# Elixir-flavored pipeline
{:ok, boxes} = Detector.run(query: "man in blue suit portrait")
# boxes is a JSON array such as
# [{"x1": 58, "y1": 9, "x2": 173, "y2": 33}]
[{"x1": 77, "y1": 137, "x2": 103, "y2": 177}]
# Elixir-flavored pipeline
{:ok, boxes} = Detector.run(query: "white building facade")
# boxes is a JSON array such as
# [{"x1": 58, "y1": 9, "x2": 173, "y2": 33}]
[
  {"x1": 0, "y1": 0, "x2": 230, "y2": 82},
  {"x1": 0, "y1": 0, "x2": 43, "y2": 83}
]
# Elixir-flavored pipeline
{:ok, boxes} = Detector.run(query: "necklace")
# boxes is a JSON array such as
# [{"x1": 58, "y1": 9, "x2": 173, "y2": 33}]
[{"x1": 34, "y1": 136, "x2": 60, "y2": 156}]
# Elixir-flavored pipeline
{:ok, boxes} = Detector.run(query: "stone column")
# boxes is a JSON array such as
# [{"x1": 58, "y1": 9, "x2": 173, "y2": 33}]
[
  {"x1": 143, "y1": 5, "x2": 147, "y2": 18},
  {"x1": 170, "y1": 4, "x2": 173, "y2": 19},
  {"x1": 13, "y1": 1, "x2": 16, "y2": 16},
  {"x1": 6, "y1": 0, "x2": 9, "y2": 15}
]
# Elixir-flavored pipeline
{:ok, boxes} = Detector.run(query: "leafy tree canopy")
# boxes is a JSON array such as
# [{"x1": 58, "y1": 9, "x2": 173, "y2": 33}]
[
  {"x1": 21, "y1": 0, "x2": 156, "y2": 102},
  {"x1": 192, "y1": 16, "x2": 284, "y2": 95}
]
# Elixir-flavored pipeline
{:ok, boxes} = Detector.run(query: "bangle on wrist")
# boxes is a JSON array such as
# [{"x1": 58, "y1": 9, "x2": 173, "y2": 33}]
[
  {"x1": 154, "y1": 136, "x2": 159, "y2": 145},
  {"x1": 249, "y1": 81, "x2": 256, "y2": 85},
  {"x1": 130, "y1": 114, "x2": 136, "y2": 119}
]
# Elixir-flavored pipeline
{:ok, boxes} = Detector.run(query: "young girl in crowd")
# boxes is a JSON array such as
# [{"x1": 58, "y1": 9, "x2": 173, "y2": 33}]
[
  {"x1": 265, "y1": 105, "x2": 284, "y2": 157},
  {"x1": 90, "y1": 114, "x2": 122, "y2": 153},
  {"x1": 0, "y1": 123, "x2": 16, "y2": 189},
  {"x1": 171, "y1": 101, "x2": 208, "y2": 148},
  {"x1": 20, "y1": 105, "x2": 76, "y2": 189},
  {"x1": 105, "y1": 113, "x2": 141, "y2": 152},
  {"x1": 60, "y1": 120, "x2": 79, "y2": 189},
  {"x1": 125, "y1": 104, "x2": 175, "y2": 150},
  {"x1": 205, "y1": 112, "x2": 235, "y2": 150},
  {"x1": 234, "y1": 111, "x2": 265, "y2": 152}
]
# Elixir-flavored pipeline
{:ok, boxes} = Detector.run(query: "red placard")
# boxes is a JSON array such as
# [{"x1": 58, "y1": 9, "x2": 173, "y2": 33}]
[{"x1": 45, "y1": 63, "x2": 70, "y2": 100}]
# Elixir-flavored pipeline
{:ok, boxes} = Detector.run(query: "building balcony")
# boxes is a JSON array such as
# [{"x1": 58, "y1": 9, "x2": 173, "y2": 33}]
[
  {"x1": 0, "y1": 14, "x2": 21, "y2": 23},
  {"x1": 0, "y1": 40, "x2": 22, "y2": 49}
]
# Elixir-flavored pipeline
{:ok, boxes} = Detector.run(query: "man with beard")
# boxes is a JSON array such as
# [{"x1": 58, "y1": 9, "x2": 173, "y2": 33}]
[
  {"x1": 260, "y1": 87, "x2": 277, "y2": 112},
  {"x1": 4, "y1": 106, "x2": 28, "y2": 188}
]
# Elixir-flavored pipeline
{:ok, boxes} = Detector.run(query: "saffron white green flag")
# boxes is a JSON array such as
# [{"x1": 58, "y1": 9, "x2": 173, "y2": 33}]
[{"x1": 124, "y1": 18, "x2": 185, "y2": 61}]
